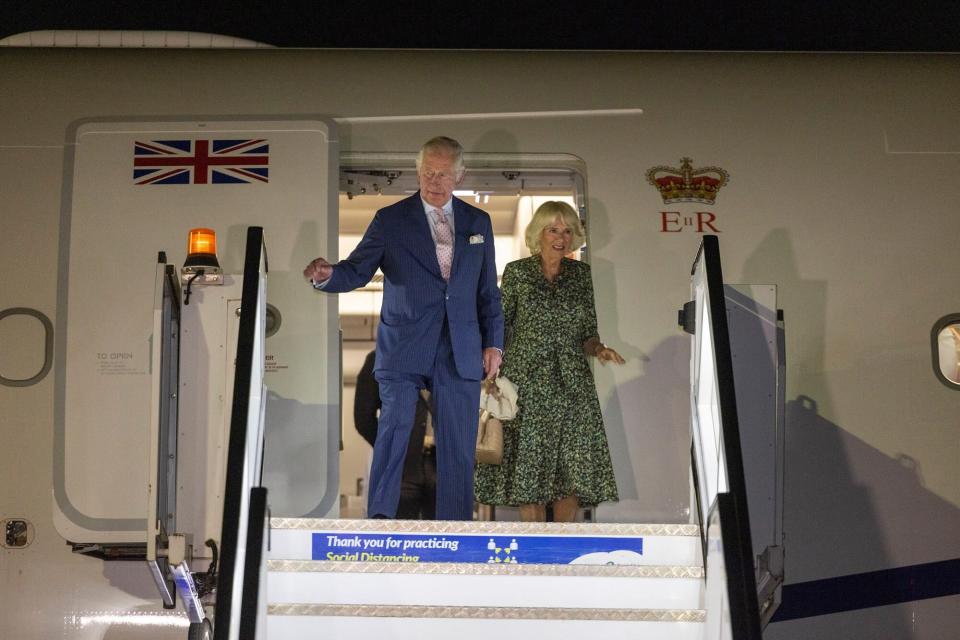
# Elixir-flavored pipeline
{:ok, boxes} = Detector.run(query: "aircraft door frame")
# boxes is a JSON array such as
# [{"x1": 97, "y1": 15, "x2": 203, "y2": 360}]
[{"x1": 54, "y1": 116, "x2": 340, "y2": 546}]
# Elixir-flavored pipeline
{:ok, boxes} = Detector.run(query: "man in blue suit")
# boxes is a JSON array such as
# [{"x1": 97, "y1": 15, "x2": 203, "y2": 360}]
[{"x1": 304, "y1": 136, "x2": 503, "y2": 520}]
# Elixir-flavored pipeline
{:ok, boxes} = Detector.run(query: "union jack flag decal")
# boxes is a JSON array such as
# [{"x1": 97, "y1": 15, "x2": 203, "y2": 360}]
[{"x1": 133, "y1": 139, "x2": 269, "y2": 184}]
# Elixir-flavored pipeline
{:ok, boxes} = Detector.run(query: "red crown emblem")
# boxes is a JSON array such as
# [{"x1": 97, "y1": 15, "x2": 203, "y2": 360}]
[{"x1": 646, "y1": 157, "x2": 729, "y2": 205}]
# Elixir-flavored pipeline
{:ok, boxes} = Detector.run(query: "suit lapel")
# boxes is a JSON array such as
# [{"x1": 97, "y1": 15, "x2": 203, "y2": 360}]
[
  {"x1": 451, "y1": 197, "x2": 470, "y2": 279},
  {"x1": 409, "y1": 192, "x2": 443, "y2": 278}
]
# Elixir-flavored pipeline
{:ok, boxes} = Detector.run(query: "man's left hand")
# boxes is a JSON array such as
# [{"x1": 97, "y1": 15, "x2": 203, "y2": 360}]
[{"x1": 482, "y1": 347, "x2": 502, "y2": 380}]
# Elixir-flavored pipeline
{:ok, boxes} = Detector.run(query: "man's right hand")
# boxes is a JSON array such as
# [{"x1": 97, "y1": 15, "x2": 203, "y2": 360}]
[{"x1": 303, "y1": 257, "x2": 333, "y2": 283}]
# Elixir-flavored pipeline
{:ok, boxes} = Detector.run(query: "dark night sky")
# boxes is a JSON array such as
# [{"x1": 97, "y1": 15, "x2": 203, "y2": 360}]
[{"x1": 4, "y1": 0, "x2": 959, "y2": 52}]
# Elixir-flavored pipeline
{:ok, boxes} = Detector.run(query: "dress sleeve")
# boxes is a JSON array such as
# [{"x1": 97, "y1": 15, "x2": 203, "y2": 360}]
[
  {"x1": 580, "y1": 263, "x2": 600, "y2": 347},
  {"x1": 501, "y1": 261, "x2": 518, "y2": 351}
]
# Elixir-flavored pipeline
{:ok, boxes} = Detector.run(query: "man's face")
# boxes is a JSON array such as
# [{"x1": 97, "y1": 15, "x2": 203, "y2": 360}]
[{"x1": 418, "y1": 151, "x2": 463, "y2": 208}]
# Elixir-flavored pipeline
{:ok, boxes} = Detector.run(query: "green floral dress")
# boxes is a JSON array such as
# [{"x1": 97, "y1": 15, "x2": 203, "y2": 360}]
[{"x1": 474, "y1": 256, "x2": 619, "y2": 507}]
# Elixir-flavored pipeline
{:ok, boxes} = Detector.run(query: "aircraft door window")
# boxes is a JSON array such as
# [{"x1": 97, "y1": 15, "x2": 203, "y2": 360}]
[
  {"x1": 0, "y1": 307, "x2": 53, "y2": 387},
  {"x1": 932, "y1": 314, "x2": 960, "y2": 388}
]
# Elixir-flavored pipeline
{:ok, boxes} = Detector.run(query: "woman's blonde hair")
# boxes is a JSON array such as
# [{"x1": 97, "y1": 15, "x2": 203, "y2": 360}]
[{"x1": 524, "y1": 201, "x2": 586, "y2": 255}]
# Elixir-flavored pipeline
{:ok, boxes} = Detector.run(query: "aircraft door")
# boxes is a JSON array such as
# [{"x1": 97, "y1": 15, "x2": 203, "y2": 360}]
[{"x1": 55, "y1": 118, "x2": 340, "y2": 548}]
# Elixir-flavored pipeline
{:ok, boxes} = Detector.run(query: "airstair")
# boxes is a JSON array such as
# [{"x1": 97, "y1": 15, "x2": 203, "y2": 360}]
[
  {"x1": 148, "y1": 230, "x2": 782, "y2": 640},
  {"x1": 265, "y1": 518, "x2": 703, "y2": 639}
]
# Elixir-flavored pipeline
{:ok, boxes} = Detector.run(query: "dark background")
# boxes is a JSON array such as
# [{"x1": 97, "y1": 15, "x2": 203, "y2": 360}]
[{"x1": 4, "y1": 0, "x2": 959, "y2": 52}]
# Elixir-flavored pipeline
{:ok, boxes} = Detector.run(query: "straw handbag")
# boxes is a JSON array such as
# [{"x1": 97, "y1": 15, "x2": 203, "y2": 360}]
[
  {"x1": 476, "y1": 410, "x2": 504, "y2": 465},
  {"x1": 475, "y1": 376, "x2": 517, "y2": 465}
]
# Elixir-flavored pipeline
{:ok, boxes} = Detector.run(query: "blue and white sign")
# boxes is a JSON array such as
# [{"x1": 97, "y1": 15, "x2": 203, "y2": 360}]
[{"x1": 312, "y1": 532, "x2": 644, "y2": 565}]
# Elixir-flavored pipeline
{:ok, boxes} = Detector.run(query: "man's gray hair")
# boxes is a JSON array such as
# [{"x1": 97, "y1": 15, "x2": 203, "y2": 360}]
[{"x1": 416, "y1": 136, "x2": 465, "y2": 176}]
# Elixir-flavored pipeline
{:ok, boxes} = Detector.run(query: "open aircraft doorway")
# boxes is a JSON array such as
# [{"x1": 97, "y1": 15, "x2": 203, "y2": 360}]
[{"x1": 334, "y1": 153, "x2": 585, "y2": 522}]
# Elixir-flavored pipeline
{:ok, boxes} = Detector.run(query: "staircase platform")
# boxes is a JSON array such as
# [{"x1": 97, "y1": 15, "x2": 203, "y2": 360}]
[{"x1": 269, "y1": 518, "x2": 701, "y2": 566}]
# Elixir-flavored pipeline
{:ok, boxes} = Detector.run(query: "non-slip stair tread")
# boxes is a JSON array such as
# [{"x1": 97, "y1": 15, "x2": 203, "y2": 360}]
[
  {"x1": 268, "y1": 571, "x2": 703, "y2": 610},
  {"x1": 270, "y1": 518, "x2": 700, "y2": 537},
  {"x1": 268, "y1": 603, "x2": 707, "y2": 622},
  {"x1": 268, "y1": 559, "x2": 704, "y2": 578}
]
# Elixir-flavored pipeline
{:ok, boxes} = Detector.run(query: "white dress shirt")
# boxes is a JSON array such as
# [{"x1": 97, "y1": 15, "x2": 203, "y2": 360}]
[{"x1": 422, "y1": 197, "x2": 455, "y2": 244}]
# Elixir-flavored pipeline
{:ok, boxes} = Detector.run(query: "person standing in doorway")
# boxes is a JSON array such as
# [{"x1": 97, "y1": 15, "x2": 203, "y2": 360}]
[
  {"x1": 474, "y1": 201, "x2": 623, "y2": 522},
  {"x1": 354, "y1": 349, "x2": 437, "y2": 519},
  {"x1": 304, "y1": 136, "x2": 503, "y2": 520}
]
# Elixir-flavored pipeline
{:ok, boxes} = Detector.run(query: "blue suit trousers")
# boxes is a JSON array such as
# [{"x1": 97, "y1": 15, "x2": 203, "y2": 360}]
[{"x1": 367, "y1": 321, "x2": 480, "y2": 521}]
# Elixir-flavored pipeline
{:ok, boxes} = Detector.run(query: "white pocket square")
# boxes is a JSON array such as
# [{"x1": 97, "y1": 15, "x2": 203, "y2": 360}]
[{"x1": 469, "y1": 234, "x2": 485, "y2": 244}]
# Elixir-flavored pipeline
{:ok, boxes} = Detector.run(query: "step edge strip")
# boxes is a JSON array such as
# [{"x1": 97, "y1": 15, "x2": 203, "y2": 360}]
[
  {"x1": 267, "y1": 559, "x2": 704, "y2": 579},
  {"x1": 268, "y1": 603, "x2": 706, "y2": 622},
  {"x1": 270, "y1": 518, "x2": 699, "y2": 537}
]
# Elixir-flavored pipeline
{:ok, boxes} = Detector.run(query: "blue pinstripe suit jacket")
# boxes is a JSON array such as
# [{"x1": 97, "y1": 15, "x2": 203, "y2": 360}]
[{"x1": 325, "y1": 193, "x2": 504, "y2": 380}]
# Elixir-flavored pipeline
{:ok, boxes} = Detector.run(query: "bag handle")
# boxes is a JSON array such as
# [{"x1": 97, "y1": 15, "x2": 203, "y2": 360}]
[{"x1": 481, "y1": 378, "x2": 503, "y2": 399}]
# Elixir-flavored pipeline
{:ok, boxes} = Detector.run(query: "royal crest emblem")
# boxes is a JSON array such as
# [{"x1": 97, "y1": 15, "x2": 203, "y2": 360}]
[{"x1": 646, "y1": 157, "x2": 729, "y2": 205}]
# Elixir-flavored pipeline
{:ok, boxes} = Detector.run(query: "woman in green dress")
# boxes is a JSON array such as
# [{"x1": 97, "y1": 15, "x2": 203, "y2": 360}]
[{"x1": 474, "y1": 201, "x2": 624, "y2": 522}]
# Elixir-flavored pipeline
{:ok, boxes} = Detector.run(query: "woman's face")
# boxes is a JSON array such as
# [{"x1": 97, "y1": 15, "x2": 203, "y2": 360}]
[{"x1": 539, "y1": 216, "x2": 573, "y2": 258}]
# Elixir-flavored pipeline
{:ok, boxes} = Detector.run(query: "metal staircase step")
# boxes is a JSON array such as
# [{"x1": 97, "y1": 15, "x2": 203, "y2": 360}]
[
  {"x1": 268, "y1": 560, "x2": 703, "y2": 610},
  {"x1": 267, "y1": 603, "x2": 706, "y2": 640},
  {"x1": 269, "y1": 559, "x2": 703, "y2": 577}
]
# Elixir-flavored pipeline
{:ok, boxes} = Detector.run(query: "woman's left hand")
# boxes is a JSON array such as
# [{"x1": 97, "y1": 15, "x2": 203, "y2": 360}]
[{"x1": 596, "y1": 346, "x2": 625, "y2": 365}]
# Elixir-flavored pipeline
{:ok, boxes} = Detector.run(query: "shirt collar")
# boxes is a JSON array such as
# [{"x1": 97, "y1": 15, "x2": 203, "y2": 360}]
[{"x1": 421, "y1": 196, "x2": 453, "y2": 218}]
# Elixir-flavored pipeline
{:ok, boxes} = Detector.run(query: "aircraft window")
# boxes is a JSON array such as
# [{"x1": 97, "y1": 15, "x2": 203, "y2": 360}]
[
  {"x1": 0, "y1": 307, "x2": 53, "y2": 388},
  {"x1": 932, "y1": 314, "x2": 960, "y2": 389}
]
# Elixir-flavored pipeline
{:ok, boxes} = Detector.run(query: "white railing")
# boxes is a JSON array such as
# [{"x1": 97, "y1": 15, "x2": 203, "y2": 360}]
[{"x1": 685, "y1": 235, "x2": 766, "y2": 640}]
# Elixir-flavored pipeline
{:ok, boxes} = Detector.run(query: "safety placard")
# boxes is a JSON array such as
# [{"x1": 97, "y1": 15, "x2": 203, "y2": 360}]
[{"x1": 312, "y1": 532, "x2": 644, "y2": 565}]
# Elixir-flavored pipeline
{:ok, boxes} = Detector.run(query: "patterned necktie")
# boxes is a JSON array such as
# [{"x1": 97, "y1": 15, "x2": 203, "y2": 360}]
[{"x1": 433, "y1": 208, "x2": 453, "y2": 280}]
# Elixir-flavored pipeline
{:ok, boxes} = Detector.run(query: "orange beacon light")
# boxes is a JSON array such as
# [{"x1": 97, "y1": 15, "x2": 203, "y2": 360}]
[
  {"x1": 181, "y1": 228, "x2": 223, "y2": 298},
  {"x1": 183, "y1": 228, "x2": 221, "y2": 270},
  {"x1": 188, "y1": 227, "x2": 217, "y2": 257}
]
